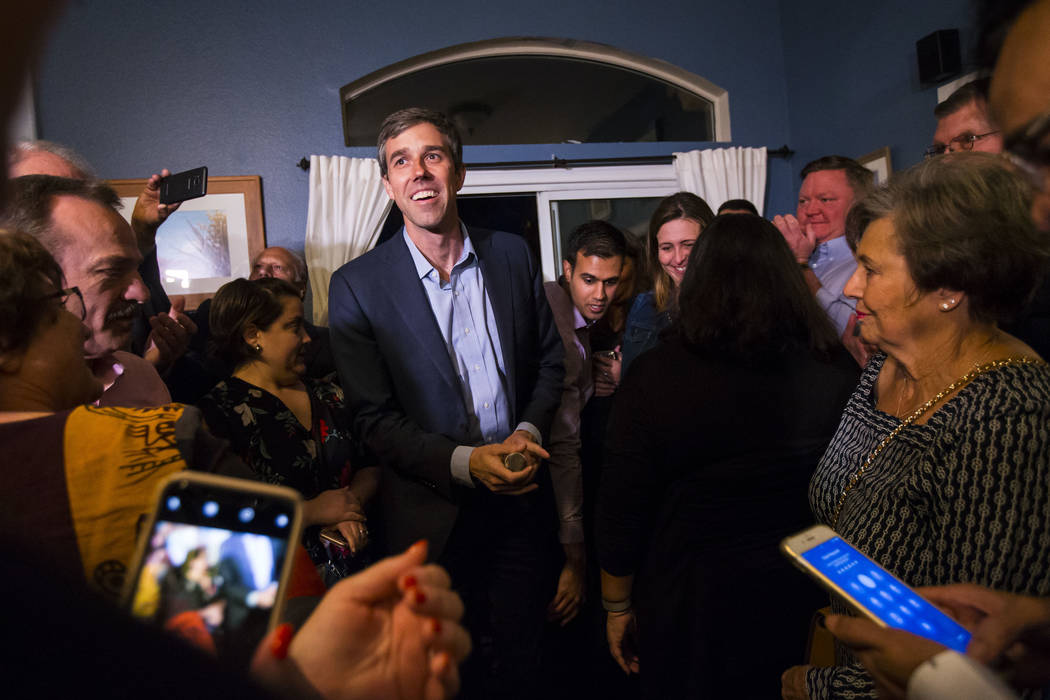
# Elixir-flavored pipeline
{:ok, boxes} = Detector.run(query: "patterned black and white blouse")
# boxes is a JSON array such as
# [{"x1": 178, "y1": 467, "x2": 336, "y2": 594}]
[{"x1": 806, "y1": 353, "x2": 1050, "y2": 699}]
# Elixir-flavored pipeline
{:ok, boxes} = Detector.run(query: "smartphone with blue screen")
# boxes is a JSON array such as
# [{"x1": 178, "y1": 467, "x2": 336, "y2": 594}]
[{"x1": 781, "y1": 524, "x2": 971, "y2": 653}]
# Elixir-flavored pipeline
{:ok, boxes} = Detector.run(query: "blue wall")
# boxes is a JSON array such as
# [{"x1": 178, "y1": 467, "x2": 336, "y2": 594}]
[
  {"x1": 35, "y1": 0, "x2": 977, "y2": 251},
  {"x1": 35, "y1": 0, "x2": 795, "y2": 251},
  {"x1": 779, "y1": 0, "x2": 979, "y2": 200}
]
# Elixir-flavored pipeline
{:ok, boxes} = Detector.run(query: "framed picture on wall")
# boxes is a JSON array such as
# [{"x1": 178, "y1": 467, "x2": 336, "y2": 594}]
[
  {"x1": 858, "y1": 147, "x2": 893, "y2": 186},
  {"x1": 108, "y1": 175, "x2": 265, "y2": 310}
]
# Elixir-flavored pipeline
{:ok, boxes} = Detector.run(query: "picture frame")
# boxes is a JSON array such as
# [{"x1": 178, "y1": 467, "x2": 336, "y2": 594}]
[
  {"x1": 107, "y1": 175, "x2": 265, "y2": 310},
  {"x1": 857, "y1": 147, "x2": 893, "y2": 186}
]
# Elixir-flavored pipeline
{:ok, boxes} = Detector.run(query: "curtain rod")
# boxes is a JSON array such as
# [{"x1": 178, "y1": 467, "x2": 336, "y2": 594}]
[{"x1": 295, "y1": 145, "x2": 794, "y2": 171}]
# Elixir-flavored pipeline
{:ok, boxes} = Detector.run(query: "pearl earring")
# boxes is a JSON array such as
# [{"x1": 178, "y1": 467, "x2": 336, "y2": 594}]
[
  {"x1": 254, "y1": 343, "x2": 262, "y2": 352},
  {"x1": 941, "y1": 299, "x2": 956, "y2": 311}
]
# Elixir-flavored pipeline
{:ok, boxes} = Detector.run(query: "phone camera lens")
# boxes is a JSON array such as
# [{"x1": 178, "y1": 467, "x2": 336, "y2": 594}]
[
  {"x1": 166, "y1": 496, "x2": 181, "y2": 512},
  {"x1": 202, "y1": 501, "x2": 219, "y2": 518},
  {"x1": 275, "y1": 513, "x2": 289, "y2": 528},
  {"x1": 238, "y1": 507, "x2": 255, "y2": 523}
]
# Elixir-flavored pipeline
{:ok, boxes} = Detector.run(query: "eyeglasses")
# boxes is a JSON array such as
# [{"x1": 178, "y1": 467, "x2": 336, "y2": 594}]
[
  {"x1": 923, "y1": 130, "x2": 1001, "y2": 158},
  {"x1": 46, "y1": 287, "x2": 86, "y2": 320},
  {"x1": 1003, "y1": 109, "x2": 1050, "y2": 192}
]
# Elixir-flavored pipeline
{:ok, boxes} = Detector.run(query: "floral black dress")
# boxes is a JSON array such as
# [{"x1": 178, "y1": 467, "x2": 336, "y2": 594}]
[{"x1": 199, "y1": 376, "x2": 369, "y2": 578}]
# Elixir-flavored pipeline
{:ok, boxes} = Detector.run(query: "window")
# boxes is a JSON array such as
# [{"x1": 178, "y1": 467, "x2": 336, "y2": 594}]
[
  {"x1": 378, "y1": 163, "x2": 678, "y2": 281},
  {"x1": 342, "y1": 37, "x2": 730, "y2": 147},
  {"x1": 360, "y1": 39, "x2": 721, "y2": 277}
]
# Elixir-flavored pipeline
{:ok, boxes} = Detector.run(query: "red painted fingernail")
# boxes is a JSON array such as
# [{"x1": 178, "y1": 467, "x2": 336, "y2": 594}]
[
  {"x1": 271, "y1": 623, "x2": 294, "y2": 659},
  {"x1": 403, "y1": 575, "x2": 418, "y2": 590},
  {"x1": 414, "y1": 588, "x2": 427, "y2": 605}
]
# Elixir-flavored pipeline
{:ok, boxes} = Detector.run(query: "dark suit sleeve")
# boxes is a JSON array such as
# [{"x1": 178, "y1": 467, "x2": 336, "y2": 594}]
[
  {"x1": 328, "y1": 267, "x2": 459, "y2": 500},
  {"x1": 513, "y1": 238, "x2": 565, "y2": 443}
]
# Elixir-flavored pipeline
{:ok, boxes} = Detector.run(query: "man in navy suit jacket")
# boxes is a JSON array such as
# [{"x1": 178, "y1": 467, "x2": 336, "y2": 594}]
[{"x1": 328, "y1": 108, "x2": 564, "y2": 699}]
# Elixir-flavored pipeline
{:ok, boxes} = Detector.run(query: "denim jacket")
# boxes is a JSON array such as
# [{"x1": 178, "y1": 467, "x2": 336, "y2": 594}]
[{"x1": 621, "y1": 292, "x2": 672, "y2": 375}]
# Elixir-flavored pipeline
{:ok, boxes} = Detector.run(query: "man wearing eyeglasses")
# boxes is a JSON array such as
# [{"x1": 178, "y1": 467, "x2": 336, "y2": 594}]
[{"x1": 927, "y1": 78, "x2": 1004, "y2": 158}]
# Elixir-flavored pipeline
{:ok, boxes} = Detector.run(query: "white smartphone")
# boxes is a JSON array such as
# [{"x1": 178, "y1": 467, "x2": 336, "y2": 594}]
[
  {"x1": 781, "y1": 524, "x2": 971, "y2": 652},
  {"x1": 122, "y1": 472, "x2": 303, "y2": 669}
]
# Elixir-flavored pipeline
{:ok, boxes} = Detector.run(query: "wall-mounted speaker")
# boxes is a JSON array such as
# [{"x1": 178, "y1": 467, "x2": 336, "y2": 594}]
[{"x1": 917, "y1": 29, "x2": 962, "y2": 85}]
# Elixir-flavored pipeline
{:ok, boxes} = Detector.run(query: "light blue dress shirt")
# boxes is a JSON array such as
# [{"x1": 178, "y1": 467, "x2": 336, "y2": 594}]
[
  {"x1": 809, "y1": 235, "x2": 858, "y2": 336},
  {"x1": 403, "y1": 227, "x2": 539, "y2": 487}
]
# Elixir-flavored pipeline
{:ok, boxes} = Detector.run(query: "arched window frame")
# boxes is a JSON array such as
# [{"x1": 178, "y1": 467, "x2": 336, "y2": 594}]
[{"x1": 340, "y1": 37, "x2": 731, "y2": 145}]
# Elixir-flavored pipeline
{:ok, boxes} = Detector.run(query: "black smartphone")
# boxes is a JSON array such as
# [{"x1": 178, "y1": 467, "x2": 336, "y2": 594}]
[
  {"x1": 122, "y1": 472, "x2": 303, "y2": 669},
  {"x1": 160, "y1": 166, "x2": 208, "y2": 205}
]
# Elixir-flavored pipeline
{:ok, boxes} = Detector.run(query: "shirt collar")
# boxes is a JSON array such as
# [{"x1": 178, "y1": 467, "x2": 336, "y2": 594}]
[
  {"x1": 812, "y1": 234, "x2": 852, "y2": 263},
  {"x1": 573, "y1": 306, "x2": 588, "y2": 332},
  {"x1": 403, "y1": 223, "x2": 474, "y2": 281},
  {"x1": 557, "y1": 277, "x2": 590, "y2": 331}
]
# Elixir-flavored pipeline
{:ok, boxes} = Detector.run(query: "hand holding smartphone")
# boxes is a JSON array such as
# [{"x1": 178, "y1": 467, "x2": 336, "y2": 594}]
[
  {"x1": 122, "y1": 472, "x2": 303, "y2": 669},
  {"x1": 159, "y1": 166, "x2": 208, "y2": 205},
  {"x1": 781, "y1": 525, "x2": 971, "y2": 653}
]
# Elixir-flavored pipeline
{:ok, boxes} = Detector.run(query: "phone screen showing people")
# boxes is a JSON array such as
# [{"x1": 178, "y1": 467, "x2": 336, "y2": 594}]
[
  {"x1": 802, "y1": 536, "x2": 971, "y2": 652},
  {"x1": 126, "y1": 478, "x2": 298, "y2": 669}
]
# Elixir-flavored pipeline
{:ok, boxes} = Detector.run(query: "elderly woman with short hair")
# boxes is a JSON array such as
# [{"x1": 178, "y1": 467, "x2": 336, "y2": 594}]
[{"x1": 782, "y1": 153, "x2": 1050, "y2": 699}]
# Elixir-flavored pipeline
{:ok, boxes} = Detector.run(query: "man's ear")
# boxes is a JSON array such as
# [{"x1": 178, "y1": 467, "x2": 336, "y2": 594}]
[
  {"x1": 562, "y1": 259, "x2": 573, "y2": 280},
  {"x1": 0, "y1": 350, "x2": 23, "y2": 375},
  {"x1": 381, "y1": 176, "x2": 394, "y2": 200}
]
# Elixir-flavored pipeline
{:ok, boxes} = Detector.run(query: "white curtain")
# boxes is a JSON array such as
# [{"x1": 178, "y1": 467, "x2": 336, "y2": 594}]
[
  {"x1": 304, "y1": 155, "x2": 392, "y2": 325},
  {"x1": 672, "y1": 147, "x2": 768, "y2": 216}
]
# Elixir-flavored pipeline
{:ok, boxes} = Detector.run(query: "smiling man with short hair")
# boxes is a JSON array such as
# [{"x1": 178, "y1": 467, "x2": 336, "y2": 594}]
[
  {"x1": 773, "y1": 156, "x2": 875, "y2": 362},
  {"x1": 328, "y1": 107, "x2": 564, "y2": 699}
]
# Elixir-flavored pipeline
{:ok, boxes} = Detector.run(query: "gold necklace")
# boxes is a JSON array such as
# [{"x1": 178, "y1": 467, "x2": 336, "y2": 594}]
[{"x1": 831, "y1": 356, "x2": 1045, "y2": 529}]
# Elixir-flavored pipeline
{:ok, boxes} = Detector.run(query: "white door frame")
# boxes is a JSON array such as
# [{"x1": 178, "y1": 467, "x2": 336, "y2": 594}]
[{"x1": 461, "y1": 163, "x2": 679, "y2": 279}]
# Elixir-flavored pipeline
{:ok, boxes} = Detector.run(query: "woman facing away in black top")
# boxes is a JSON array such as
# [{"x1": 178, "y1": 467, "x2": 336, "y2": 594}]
[{"x1": 597, "y1": 213, "x2": 860, "y2": 699}]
